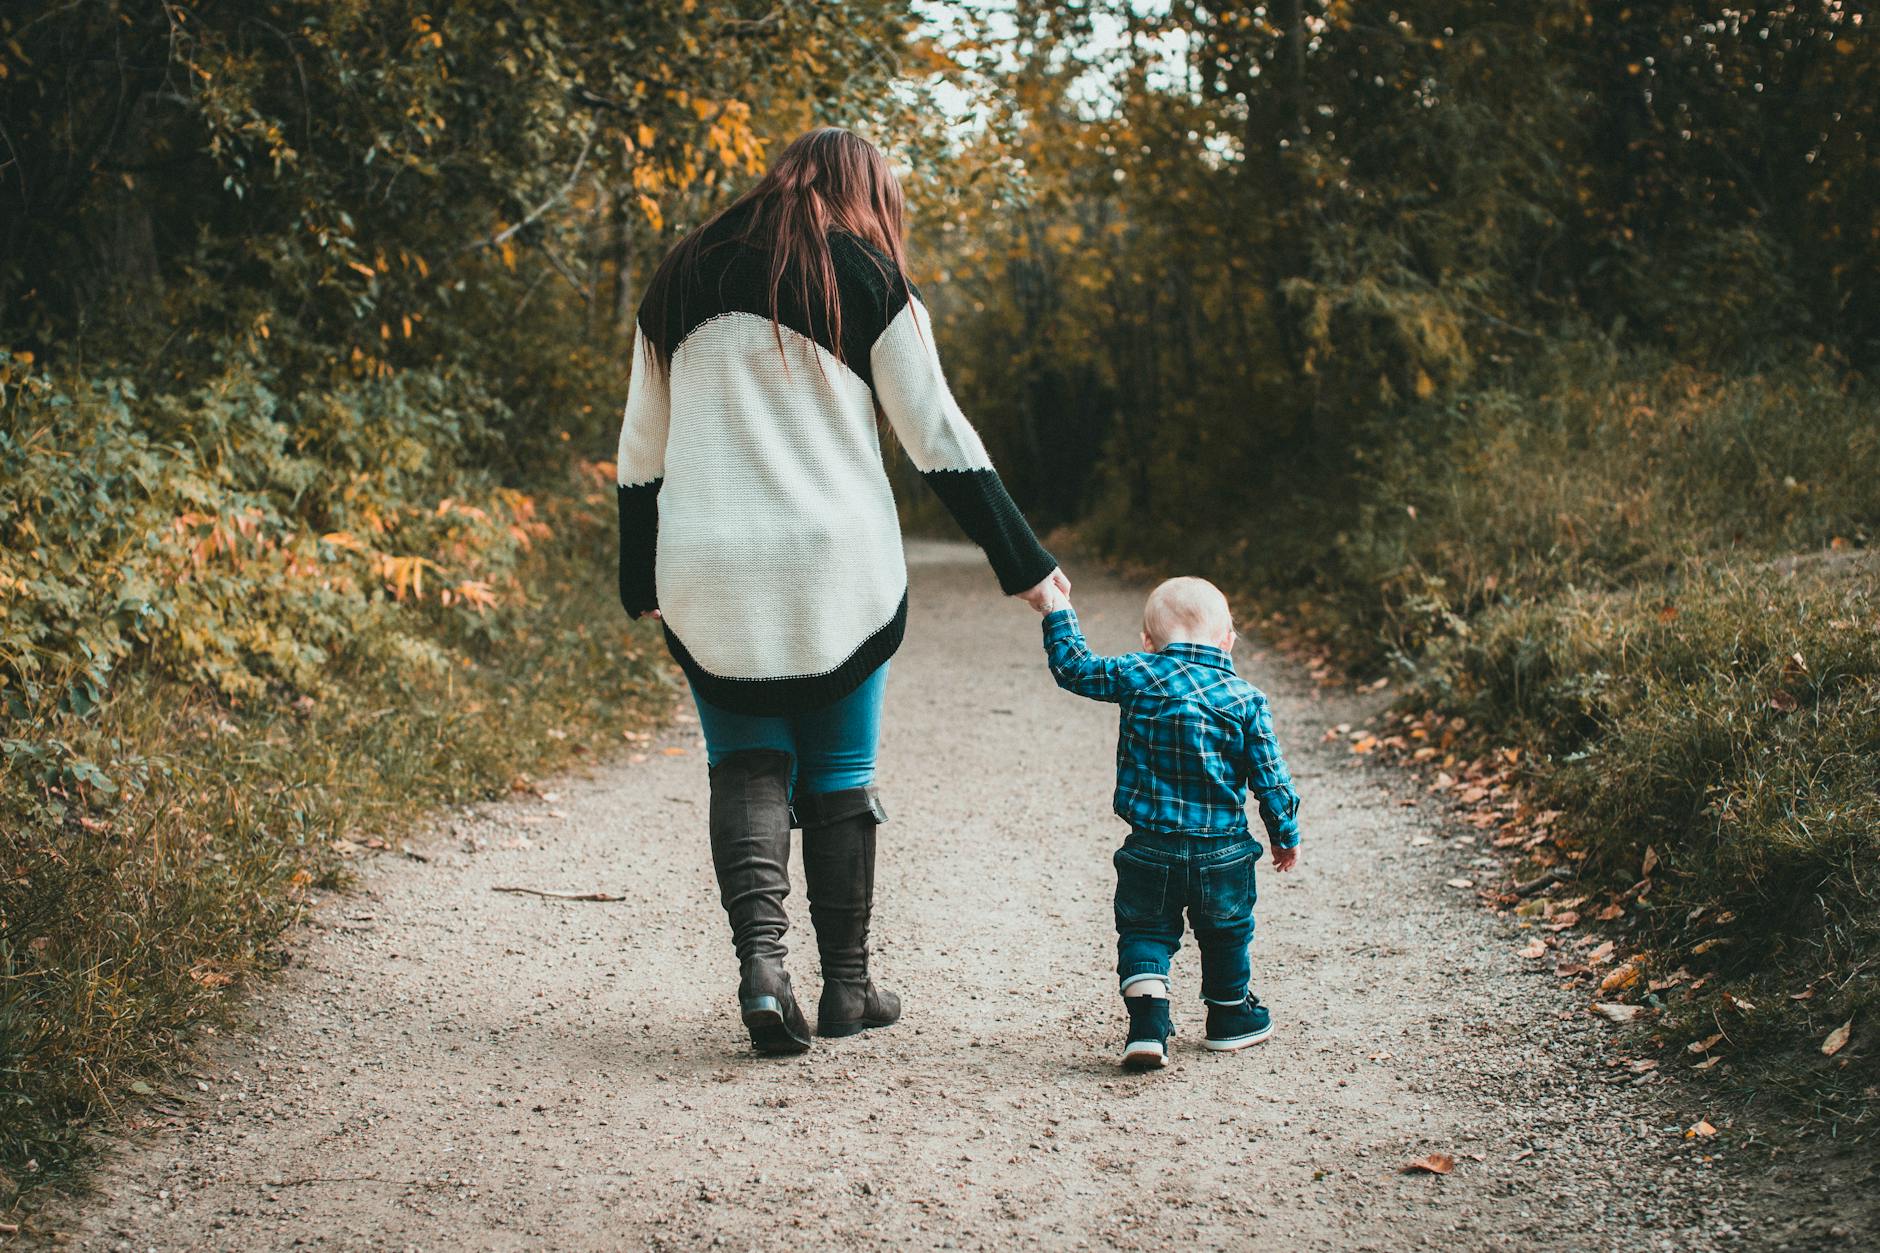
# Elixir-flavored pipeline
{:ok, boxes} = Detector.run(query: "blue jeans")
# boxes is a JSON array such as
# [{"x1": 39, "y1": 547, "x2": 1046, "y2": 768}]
[
  {"x1": 1113, "y1": 830, "x2": 1259, "y2": 1003},
  {"x1": 689, "y1": 663, "x2": 889, "y2": 798}
]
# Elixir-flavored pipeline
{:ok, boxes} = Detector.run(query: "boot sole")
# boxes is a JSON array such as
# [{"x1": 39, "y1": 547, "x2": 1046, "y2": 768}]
[
  {"x1": 741, "y1": 997, "x2": 811, "y2": 1055},
  {"x1": 816, "y1": 1017, "x2": 898, "y2": 1039}
]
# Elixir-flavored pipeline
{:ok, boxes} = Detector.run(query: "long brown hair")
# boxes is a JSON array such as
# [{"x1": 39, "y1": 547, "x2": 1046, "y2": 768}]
[{"x1": 637, "y1": 127, "x2": 909, "y2": 373}]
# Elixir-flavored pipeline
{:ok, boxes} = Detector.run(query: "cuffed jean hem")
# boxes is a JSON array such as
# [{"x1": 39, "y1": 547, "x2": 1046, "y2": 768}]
[{"x1": 1119, "y1": 969, "x2": 1171, "y2": 993}]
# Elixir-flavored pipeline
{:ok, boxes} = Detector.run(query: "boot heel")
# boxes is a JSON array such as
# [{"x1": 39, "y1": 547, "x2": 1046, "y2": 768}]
[{"x1": 741, "y1": 995, "x2": 811, "y2": 1055}]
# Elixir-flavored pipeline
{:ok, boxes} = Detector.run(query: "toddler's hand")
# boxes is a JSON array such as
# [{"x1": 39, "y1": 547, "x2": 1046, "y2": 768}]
[
  {"x1": 1016, "y1": 566, "x2": 1073, "y2": 615},
  {"x1": 1271, "y1": 844, "x2": 1299, "y2": 873}
]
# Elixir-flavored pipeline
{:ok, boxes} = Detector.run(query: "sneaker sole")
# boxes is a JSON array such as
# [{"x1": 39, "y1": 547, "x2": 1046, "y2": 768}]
[
  {"x1": 1121, "y1": 1042, "x2": 1170, "y2": 1070},
  {"x1": 1203, "y1": 1021, "x2": 1275, "y2": 1051}
]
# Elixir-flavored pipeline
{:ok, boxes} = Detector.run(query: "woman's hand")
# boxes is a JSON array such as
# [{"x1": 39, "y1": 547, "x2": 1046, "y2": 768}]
[{"x1": 1015, "y1": 567, "x2": 1072, "y2": 614}]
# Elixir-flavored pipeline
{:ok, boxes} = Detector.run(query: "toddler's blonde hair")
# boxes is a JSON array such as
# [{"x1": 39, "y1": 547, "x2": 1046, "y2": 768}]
[{"x1": 1142, "y1": 576, "x2": 1233, "y2": 649}]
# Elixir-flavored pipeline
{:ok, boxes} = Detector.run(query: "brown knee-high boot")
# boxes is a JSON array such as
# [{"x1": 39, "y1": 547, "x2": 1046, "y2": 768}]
[
  {"x1": 708, "y1": 750, "x2": 811, "y2": 1055},
  {"x1": 797, "y1": 786, "x2": 902, "y2": 1037}
]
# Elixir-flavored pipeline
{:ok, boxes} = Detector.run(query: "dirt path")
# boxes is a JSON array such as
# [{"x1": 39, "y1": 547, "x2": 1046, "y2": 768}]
[{"x1": 49, "y1": 543, "x2": 1835, "y2": 1250}]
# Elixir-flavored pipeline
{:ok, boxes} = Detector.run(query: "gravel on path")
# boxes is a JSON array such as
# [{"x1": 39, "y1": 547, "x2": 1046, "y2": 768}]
[{"x1": 45, "y1": 542, "x2": 1866, "y2": 1251}]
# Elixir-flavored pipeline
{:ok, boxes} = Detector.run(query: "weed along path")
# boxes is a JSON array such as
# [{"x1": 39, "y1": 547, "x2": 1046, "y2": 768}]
[{"x1": 54, "y1": 542, "x2": 1826, "y2": 1251}]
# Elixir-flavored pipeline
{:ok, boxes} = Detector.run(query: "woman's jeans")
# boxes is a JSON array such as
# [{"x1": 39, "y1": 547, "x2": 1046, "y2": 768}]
[
  {"x1": 689, "y1": 663, "x2": 888, "y2": 798},
  {"x1": 1113, "y1": 829, "x2": 1259, "y2": 1004}
]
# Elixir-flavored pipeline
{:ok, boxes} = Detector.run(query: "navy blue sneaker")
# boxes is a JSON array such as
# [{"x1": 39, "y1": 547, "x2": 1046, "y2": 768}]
[
  {"x1": 1121, "y1": 997, "x2": 1173, "y2": 1070},
  {"x1": 1204, "y1": 995, "x2": 1274, "y2": 1050}
]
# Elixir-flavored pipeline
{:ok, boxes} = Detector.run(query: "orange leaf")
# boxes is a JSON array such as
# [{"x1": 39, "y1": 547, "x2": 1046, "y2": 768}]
[
  {"x1": 1599, "y1": 961, "x2": 1640, "y2": 994},
  {"x1": 1401, "y1": 1153, "x2": 1454, "y2": 1175}
]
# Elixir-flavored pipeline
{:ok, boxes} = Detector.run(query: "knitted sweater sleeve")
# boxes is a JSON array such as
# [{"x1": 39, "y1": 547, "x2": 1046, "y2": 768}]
[
  {"x1": 615, "y1": 326, "x2": 668, "y2": 618},
  {"x1": 869, "y1": 295, "x2": 1057, "y2": 595}
]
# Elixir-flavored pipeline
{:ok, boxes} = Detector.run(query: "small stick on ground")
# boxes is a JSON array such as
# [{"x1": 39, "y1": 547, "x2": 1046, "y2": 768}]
[
  {"x1": 1512, "y1": 867, "x2": 1574, "y2": 897},
  {"x1": 491, "y1": 886, "x2": 623, "y2": 902}
]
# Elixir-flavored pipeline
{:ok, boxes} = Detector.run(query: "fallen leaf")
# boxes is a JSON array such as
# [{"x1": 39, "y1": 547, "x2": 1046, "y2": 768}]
[
  {"x1": 1592, "y1": 1002, "x2": 1642, "y2": 1024},
  {"x1": 1822, "y1": 1020, "x2": 1853, "y2": 1057},
  {"x1": 1519, "y1": 938, "x2": 1549, "y2": 959},
  {"x1": 1587, "y1": 940, "x2": 1616, "y2": 965},
  {"x1": 1596, "y1": 903, "x2": 1626, "y2": 922},
  {"x1": 1445, "y1": 878, "x2": 1475, "y2": 889},
  {"x1": 1351, "y1": 735, "x2": 1378, "y2": 754},
  {"x1": 1687, "y1": 1119, "x2": 1718, "y2": 1138},
  {"x1": 1722, "y1": 991, "x2": 1756, "y2": 1013},
  {"x1": 662, "y1": 746, "x2": 689, "y2": 756},
  {"x1": 1641, "y1": 846, "x2": 1659, "y2": 876},
  {"x1": 1692, "y1": 1055, "x2": 1722, "y2": 1071},
  {"x1": 1401, "y1": 1153, "x2": 1455, "y2": 1175},
  {"x1": 1599, "y1": 961, "x2": 1641, "y2": 994},
  {"x1": 1686, "y1": 1032, "x2": 1725, "y2": 1055},
  {"x1": 1625, "y1": 1058, "x2": 1659, "y2": 1073},
  {"x1": 1768, "y1": 689, "x2": 1799, "y2": 713}
]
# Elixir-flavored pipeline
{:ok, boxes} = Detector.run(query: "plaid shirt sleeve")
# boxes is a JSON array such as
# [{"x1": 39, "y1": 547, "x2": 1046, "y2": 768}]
[
  {"x1": 1242, "y1": 692, "x2": 1302, "y2": 849},
  {"x1": 1042, "y1": 608, "x2": 1145, "y2": 703}
]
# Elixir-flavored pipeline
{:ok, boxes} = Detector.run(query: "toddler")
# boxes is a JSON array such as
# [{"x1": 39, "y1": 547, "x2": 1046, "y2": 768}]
[{"x1": 1037, "y1": 577, "x2": 1301, "y2": 1070}]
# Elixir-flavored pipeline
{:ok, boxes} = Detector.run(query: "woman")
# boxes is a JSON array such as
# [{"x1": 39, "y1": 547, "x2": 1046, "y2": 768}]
[{"x1": 615, "y1": 127, "x2": 1068, "y2": 1055}]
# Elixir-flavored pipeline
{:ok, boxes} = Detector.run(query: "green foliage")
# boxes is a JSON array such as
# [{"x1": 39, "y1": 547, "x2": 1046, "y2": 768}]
[{"x1": 1, "y1": 351, "x2": 552, "y2": 716}]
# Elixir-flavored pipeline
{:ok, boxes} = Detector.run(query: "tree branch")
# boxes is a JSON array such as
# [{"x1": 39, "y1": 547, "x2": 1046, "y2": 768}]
[{"x1": 461, "y1": 125, "x2": 597, "y2": 255}]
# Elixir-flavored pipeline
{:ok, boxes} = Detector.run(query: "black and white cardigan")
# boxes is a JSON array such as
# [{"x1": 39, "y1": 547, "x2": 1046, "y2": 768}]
[{"x1": 616, "y1": 212, "x2": 1055, "y2": 715}]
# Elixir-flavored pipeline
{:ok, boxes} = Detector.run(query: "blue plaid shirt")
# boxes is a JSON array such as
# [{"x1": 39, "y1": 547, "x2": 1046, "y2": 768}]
[{"x1": 1043, "y1": 608, "x2": 1301, "y2": 847}]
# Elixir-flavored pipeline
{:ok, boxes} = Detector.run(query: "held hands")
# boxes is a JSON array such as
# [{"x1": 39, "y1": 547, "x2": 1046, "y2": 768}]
[
  {"x1": 1271, "y1": 844, "x2": 1299, "y2": 873},
  {"x1": 1016, "y1": 566, "x2": 1073, "y2": 614}
]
